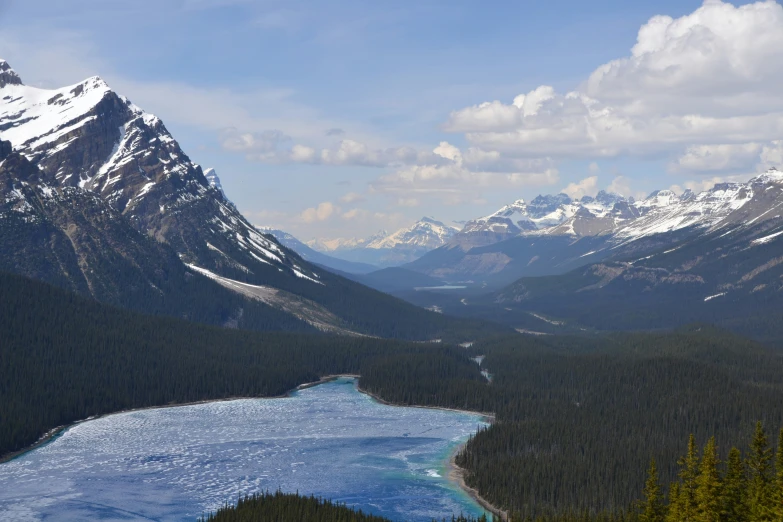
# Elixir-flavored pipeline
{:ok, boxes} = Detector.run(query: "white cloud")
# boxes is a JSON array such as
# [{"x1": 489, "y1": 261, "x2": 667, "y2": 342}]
[
  {"x1": 671, "y1": 143, "x2": 762, "y2": 173},
  {"x1": 759, "y1": 140, "x2": 783, "y2": 170},
  {"x1": 341, "y1": 208, "x2": 365, "y2": 220},
  {"x1": 396, "y1": 198, "x2": 419, "y2": 207},
  {"x1": 561, "y1": 176, "x2": 599, "y2": 199},
  {"x1": 367, "y1": 140, "x2": 560, "y2": 204},
  {"x1": 433, "y1": 141, "x2": 463, "y2": 164},
  {"x1": 300, "y1": 202, "x2": 337, "y2": 223},
  {"x1": 606, "y1": 176, "x2": 633, "y2": 197},
  {"x1": 220, "y1": 128, "x2": 291, "y2": 153},
  {"x1": 339, "y1": 192, "x2": 365, "y2": 204},
  {"x1": 442, "y1": 1, "x2": 783, "y2": 168}
]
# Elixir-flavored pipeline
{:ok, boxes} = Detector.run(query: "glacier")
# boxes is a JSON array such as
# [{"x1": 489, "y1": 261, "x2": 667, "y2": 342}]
[{"x1": 0, "y1": 377, "x2": 489, "y2": 521}]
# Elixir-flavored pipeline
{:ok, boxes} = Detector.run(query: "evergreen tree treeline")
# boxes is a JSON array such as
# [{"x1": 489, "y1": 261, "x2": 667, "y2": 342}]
[
  {"x1": 198, "y1": 490, "x2": 491, "y2": 522},
  {"x1": 638, "y1": 423, "x2": 783, "y2": 522}
]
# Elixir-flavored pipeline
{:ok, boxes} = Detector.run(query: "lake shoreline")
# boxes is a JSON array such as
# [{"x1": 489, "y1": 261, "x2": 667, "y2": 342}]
[
  {"x1": 354, "y1": 382, "x2": 503, "y2": 520},
  {"x1": 2, "y1": 372, "x2": 501, "y2": 522},
  {"x1": 447, "y1": 445, "x2": 508, "y2": 521}
]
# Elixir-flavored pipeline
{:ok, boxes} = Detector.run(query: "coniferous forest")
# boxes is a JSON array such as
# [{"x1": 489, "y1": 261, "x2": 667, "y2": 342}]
[
  {"x1": 199, "y1": 491, "x2": 491, "y2": 522},
  {"x1": 4, "y1": 270, "x2": 783, "y2": 521}
]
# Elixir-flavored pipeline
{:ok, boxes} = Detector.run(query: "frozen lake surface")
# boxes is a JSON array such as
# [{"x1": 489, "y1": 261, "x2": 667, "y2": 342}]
[{"x1": 0, "y1": 377, "x2": 489, "y2": 521}]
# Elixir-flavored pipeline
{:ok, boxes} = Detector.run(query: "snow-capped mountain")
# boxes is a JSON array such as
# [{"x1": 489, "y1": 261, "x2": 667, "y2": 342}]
[
  {"x1": 307, "y1": 218, "x2": 460, "y2": 267},
  {"x1": 307, "y1": 230, "x2": 389, "y2": 253},
  {"x1": 203, "y1": 168, "x2": 225, "y2": 197},
  {"x1": 0, "y1": 60, "x2": 318, "y2": 285},
  {"x1": 453, "y1": 190, "x2": 630, "y2": 247},
  {"x1": 407, "y1": 170, "x2": 783, "y2": 287},
  {"x1": 1, "y1": 59, "x2": 484, "y2": 340},
  {"x1": 367, "y1": 217, "x2": 459, "y2": 250}
]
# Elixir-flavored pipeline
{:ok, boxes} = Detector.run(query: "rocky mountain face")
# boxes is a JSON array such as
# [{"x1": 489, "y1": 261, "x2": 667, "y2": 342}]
[
  {"x1": 489, "y1": 213, "x2": 783, "y2": 342},
  {"x1": 368, "y1": 217, "x2": 458, "y2": 250},
  {"x1": 0, "y1": 138, "x2": 315, "y2": 332},
  {"x1": 407, "y1": 171, "x2": 783, "y2": 287},
  {"x1": 307, "y1": 218, "x2": 460, "y2": 267},
  {"x1": 0, "y1": 60, "x2": 494, "y2": 340},
  {"x1": 0, "y1": 66, "x2": 318, "y2": 287},
  {"x1": 203, "y1": 168, "x2": 225, "y2": 197}
]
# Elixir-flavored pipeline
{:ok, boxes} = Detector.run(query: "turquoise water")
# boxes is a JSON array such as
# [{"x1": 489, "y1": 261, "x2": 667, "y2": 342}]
[{"x1": 0, "y1": 377, "x2": 489, "y2": 521}]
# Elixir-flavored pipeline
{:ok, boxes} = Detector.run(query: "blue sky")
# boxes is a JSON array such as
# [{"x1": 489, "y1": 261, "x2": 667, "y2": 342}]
[{"x1": 2, "y1": 0, "x2": 782, "y2": 240}]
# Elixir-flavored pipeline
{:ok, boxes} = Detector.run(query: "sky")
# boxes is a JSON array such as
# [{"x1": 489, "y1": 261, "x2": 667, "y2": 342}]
[{"x1": 1, "y1": 0, "x2": 782, "y2": 241}]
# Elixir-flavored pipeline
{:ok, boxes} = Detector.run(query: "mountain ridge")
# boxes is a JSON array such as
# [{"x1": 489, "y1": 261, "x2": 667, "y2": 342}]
[
  {"x1": 406, "y1": 168, "x2": 783, "y2": 288},
  {"x1": 0, "y1": 61, "x2": 503, "y2": 340}
]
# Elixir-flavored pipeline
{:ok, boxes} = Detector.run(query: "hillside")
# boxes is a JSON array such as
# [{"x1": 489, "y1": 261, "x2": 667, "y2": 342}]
[{"x1": 0, "y1": 61, "x2": 503, "y2": 341}]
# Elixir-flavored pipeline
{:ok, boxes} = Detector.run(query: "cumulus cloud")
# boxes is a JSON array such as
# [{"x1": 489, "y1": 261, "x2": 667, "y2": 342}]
[
  {"x1": 442, "y1": 1, "x2": 783, "y2": 168},
  {"x1": 300, "y1": 202, "x2": 337, "y2": 223},
  {"x1": 606, "y1": 176, "x2": 632, "y2": 197},
  {"x1": 370, "y1": 141, "x2": 560, "y2": 204},
  {"x1": 561, "y1": 176, "x2": 599, "y2": 199},
  {"x1": 341, "y1": 208, "x2": 365, "y2": 220},
  {"x1": 671, "y1": 143, "x2": 763, "y2": 173},
  {"x1": 339, "y1": 192, "x2": 365, "y2": 204}
]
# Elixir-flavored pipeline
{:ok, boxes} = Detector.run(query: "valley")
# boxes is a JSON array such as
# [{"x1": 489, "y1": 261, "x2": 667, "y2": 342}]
[{"x1": 4, "y1": 3, "x2": 783, "y2": 520}]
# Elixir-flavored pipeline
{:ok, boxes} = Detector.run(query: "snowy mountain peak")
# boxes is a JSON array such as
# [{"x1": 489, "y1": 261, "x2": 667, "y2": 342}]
[
  {"x1": 367, "y1": 217, "x2": 459, "y2": 250},
  {"x1": 637, "y1": 189, "x2": 680, "y2": 209},
  {"x1": 0, "y1": 64, "x2": 321, "y2": 285},
  {"x1": 0, "y1": 59, "x2": 22, "y2": 88},
  {"x1": 594, "y1": 190, "x2": 627, "y2": 207},
  {"x1": 749, "y1": 167, "x2": 783, "y2": 185},
  {"x1": 203, "y1": 168, "x2": 225, "y2": 195},
  {"x1": 490, "y1": 199, "x2": 527, "y2": 218}
]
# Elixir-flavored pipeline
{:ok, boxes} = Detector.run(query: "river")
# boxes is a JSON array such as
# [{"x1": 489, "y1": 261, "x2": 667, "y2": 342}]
[{"x1": 0, "y1": 377, "x2": 489, "y2": 521}]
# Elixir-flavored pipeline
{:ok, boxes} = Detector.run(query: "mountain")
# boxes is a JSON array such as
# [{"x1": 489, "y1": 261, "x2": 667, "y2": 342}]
[
  {"x1": 406, "y1": 173, "x2": 783, "y2": 289},
  {"x1": 401, "y1": 169, "x2": 783, "y2": 343},
  {"x1": 307, "y1": 230, "x2": 389, "y2": 252},
  {"x1": 203, "y1": 167, "x2": 225, "y2": 197},
  {"x1": 0, "y1": 60, "x2": 504, "y2": 341},
  {"x1": 491, "y1": 215, "x2": 783, "y2": 344},
  {"x1": 307, "y1": 218, "x2": 459, "y2": 267},
  {"x1": 0, "y1": 140, "x2": 316, "y2": 331},
  {"x1": 262, "y1": 228, "x2": 378, "y2": 274}
]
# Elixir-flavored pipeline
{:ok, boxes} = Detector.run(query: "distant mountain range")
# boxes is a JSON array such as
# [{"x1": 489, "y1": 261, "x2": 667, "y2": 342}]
[
  {"x1": 304, "y1": 217, "x2": 460, "y2": 267},
  {"x1": 0, "y1": 59, "x2": 500, "y2": 341},
  {"x1": 404, "y1": 171, "x2": 783, "y2": 288},
  {"x1": 392, "y1": 168, "x2": 783, "y2": 344}
]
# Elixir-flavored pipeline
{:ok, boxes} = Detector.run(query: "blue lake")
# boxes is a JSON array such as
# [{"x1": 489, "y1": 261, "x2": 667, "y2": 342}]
[{"x1": 0, "y1": 377, "x2": 489, "y2": 521}]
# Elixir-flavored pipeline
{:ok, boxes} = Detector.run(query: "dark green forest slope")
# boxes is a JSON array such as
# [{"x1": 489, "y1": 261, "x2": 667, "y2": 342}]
[
  {"x1": 0, "y1": 270, "x2": 484, "y2": 459},
  {"x1": 4, "y1": 270, "x2": 783, "y2": 521},
  {"x1": 199, "y1": 491, "x2": 491, "y2": 522},
  {"x1": 454, "y1": 330, "x2": 783, "y2": 517}
]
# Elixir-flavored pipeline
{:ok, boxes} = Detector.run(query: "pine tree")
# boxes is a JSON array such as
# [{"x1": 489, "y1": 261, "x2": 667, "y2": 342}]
[
  {"x1": 694, "y1": 437, "x2": 721, "y2": 522},
  {"x1": 640, "y1": 459, "x2": 664, "y2": 522},
  {"x1": 774, "y1": 428, "x2": 783, "y2": 521},
  {"x1": 720, "y1": 447, "x2": 748, "y2": 522},
  {"x1": 677, "y1": 434, "x2": 700, "y2": 521},
  {"x1": 665, "y1": 483, "x2": 682, "y2": 522},
  {"x1": 747, "y1": 421, "x2": 773, "y2": 521}
]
